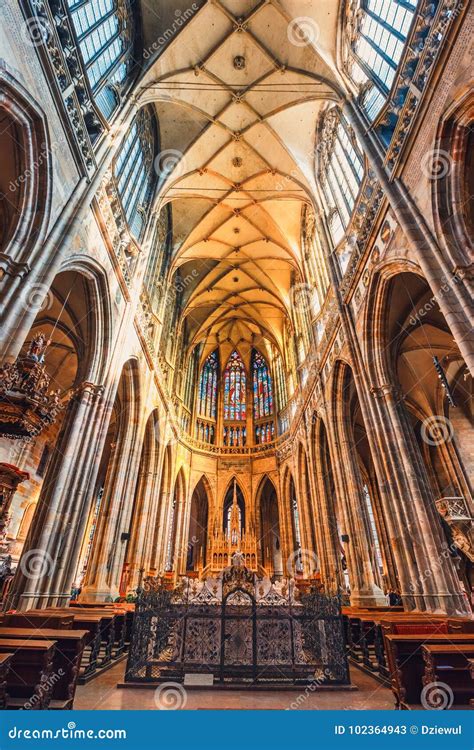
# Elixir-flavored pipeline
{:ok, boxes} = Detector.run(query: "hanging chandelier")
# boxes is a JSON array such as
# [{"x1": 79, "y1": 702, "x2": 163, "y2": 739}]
[{"x1": 0, "y1": 333, "x2": 63, "y2": 440}]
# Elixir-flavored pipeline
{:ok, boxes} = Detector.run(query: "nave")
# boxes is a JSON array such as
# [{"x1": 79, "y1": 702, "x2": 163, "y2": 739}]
[{"x1": 0, "y1": 0, "x2": 473, "y2": 711}]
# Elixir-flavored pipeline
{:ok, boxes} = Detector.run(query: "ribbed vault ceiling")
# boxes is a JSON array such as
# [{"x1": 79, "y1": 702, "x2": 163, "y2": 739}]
[{"x1": 138, "y1": 0, "x2": 342, "y2": 365}]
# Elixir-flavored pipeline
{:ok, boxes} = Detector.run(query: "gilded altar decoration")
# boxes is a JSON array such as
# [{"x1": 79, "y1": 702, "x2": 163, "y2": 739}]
[{"x1": 0, "y1": 334, "x2": 63, "y2": 440}]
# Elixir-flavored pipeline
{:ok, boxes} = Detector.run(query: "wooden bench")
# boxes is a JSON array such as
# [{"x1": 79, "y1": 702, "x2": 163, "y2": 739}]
[
  {"x1": 0, "y1": 653, "x2": 12, "y2": 710},
  {"x1": 4, "y1": 610, "x2": 104, "y2": 680},
  {"x1": 422, "y1": 643, "x2": 474, "y2": 708},
  {"x1": 47, "y1": 609, "x2": 116, "y2": 670},
  {"x1": 0, "y1": 628, "x2": 88, "y2": 709},
  {"x1": 384, "y1": 633, "x2": 474, "y2": 709},
  {"x1": 0, "y1": 639, "x2": 56, "y2": 710},
  {"x1": 342, "y1": 607, "x2": 404, "y2": 663},
  {"x1": 4, "y1": 612, "x2": 74, "y2": 629},
  {"x1": 350, "y1": 612, "x2": 472, "y2": 679},
  {"x1": 41, "y1": 610, "x2": 109, "y2": 680},
  {"x1": 71, "y1": 606, "x2": 126, "y2": 658}
]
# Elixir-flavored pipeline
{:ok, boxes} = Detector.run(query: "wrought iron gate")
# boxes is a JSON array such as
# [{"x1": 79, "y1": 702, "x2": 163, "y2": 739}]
[{"x1": 125, "y1": 568, "x2": 350, "y2": 687}]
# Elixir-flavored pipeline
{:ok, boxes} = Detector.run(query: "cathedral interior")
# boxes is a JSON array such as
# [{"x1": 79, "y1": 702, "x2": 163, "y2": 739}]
[{"x1": 0, "y1": 0, "x2": 473, "y2": 711}]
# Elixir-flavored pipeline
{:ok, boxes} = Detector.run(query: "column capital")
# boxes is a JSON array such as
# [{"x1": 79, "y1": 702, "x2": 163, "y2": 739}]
[
  {"x1": 370, "y1": 382, "x2": 404, "y2": 401},
  {"x1": 73, "y1": 381, "x2": 105, "y2": 403}
]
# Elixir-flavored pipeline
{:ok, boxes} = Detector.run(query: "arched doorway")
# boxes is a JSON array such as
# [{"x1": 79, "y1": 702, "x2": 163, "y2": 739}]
[
  {"x1": 186, "y1": 476, "x2": 209, "y2": 572},
  {"x1": 365, "y1": 266, "x2": 471, "y2": 614},
  {"x1": 164, "y1": 468, "x2": 186, "y2": 574},
  {"x1": 257, "y1": 477, "x2": 282, "y2": 577},
  {"x1": 3, "y1": 266, "x2": 111, "y2": 609}
]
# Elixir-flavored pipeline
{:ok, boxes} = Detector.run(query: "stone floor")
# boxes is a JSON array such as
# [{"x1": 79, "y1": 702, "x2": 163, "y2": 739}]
[{"x1": 75, "y1": 662, "x2": 394, "y2": 710}]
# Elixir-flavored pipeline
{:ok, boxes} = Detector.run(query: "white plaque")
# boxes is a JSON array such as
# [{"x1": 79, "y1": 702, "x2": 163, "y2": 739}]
[{"x1": 184, "y1": 673, "x2": 214, "y2": 686}]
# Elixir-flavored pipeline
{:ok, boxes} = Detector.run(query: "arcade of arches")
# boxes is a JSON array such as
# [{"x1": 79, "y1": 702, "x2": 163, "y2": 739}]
[{"x1": 0, "y1": 0, "x2": 473, "y2": 707}]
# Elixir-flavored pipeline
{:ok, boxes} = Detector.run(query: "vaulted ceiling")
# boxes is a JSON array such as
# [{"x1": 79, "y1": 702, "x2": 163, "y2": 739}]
[{"x1": 137, "y1": 0, "x2": 343, "y2": 367}]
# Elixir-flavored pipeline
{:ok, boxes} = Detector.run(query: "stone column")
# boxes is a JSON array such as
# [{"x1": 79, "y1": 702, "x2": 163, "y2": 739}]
[
  {"x1": 294, "y1": 452, "x2": 319, "y2": 577},
  {"x1": 5, "y1": 381, "x2": 108, "y2": 610},
  {"x1": 370, "y1": 383, "x2": 469, "y2": 615},
  {"x1": 126, "y1": 438, "x2": 162, "y2": 590},
  {"x1": 326, "y1": 400, "x2": 386, "y2": 607},
  {"x1": 343, "y1": 99, "x2": 474, "y2": 375},
  {"x1": 81, "y1": 405, "x2": 145, "y2": 602},
  {"x1": 307, "y1": 417, "x2": 345, "y2": 594}
]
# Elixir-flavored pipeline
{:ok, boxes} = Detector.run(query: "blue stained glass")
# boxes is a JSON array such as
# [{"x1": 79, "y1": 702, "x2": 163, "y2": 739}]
[
  {"x1": 252, "y1": 350, "x2": 273, "y2": 420},
  {"x1": 198, "y1": 351, "x2": 218, "y2": 419},
  {"x1": 223, "y1": 351, "x2": 246, "y2": 424}
]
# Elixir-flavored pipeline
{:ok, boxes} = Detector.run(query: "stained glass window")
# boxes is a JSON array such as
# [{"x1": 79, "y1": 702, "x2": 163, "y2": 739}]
[
  {"x1": 114, "y1": 106, "x2": 158, "y2": 239},
  {"x1": 198, "y1": 351, "x2": 218, "y2": 419},
  {"x1": 252, "y1": 350, "x2": 273, "y2": 420},
  {"x1": 223, "y1": 351, "x2": 246, "y2": 421},
  {"x1": 67, "y1": 0, "x2": 135, "y2": 118}
]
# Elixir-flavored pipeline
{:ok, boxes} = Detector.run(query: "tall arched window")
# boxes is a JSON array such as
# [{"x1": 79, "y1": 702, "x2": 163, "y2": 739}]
[
  {"x1": 67, "y1": 0, "x2": 136, "y2": 119},
  {"x1": 223, "y1": 351, "x2": 246, "y2": 421},
  {"x1": 252, "y1": 350, "x2": 273, "y2": 420},
  {"x1": 114, "y1": 107, "x2": 158, "y2": 239},
  {"x1": 198, "y1": 351, "x2": 218, "y2": 419},
  {"x1": 349, "y1": 1, "x2": 417, "y2": 120},
  {"x1": 318, "y1": 108, "x2": 364, "y2": 244}
]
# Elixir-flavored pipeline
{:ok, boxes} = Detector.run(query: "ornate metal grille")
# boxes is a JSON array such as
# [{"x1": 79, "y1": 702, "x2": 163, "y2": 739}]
[{"x1": 125, "y1": 566, "x2": 350, "y2": 687}]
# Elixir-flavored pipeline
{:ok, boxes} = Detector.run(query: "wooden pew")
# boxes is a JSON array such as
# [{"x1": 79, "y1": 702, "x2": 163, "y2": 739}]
[
  {"x1": 46, "y1": 609, "x2": 116, "y2": 670},
  {"x1": 342, "y1": 607, "x2": 403, "y2": 663},
  {"x1": 70, "y1": 605, "x2": 127, "y2": 658},
  {"x1": 422, "y1": 643, "x2": 474, "y2": 708},
  {"x1": 374, "y1": 615, "x2": 448, "y2": 677},
  {"x1": 70, "y1": 601, "x2": 134, "y2": 649},
  {"x1": 4, "y1": 610, "x2": 104, "y2": 680},
  {"x1": 351, "y1": 612, "x2": 472, "y2": 679},
  {"x1": 0, "y1": 653, "x2": 12, "y2": 710},
  {"x1": 0, "y1": 639, "x2": 56, "y2": 709},
  {"x1": 384, "y1": 633, "x2": 474, "y2": 709},
  {"x1": 4, "y1": 612, "x2": 74, "y2": 629},
  {"x1": 41, "y1": 610, "x2": 110, "y2": 680},
  {"x1": 0, "y1": 628, "x2": 88, "y2": 709}
]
